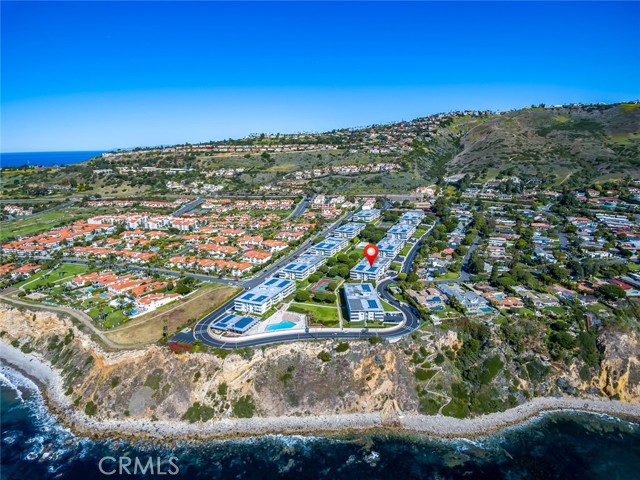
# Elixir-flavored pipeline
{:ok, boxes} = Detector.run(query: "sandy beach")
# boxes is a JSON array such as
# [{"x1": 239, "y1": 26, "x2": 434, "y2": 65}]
[{"x1": 2, "y1": 340, "x2": 639, "y2": 441}]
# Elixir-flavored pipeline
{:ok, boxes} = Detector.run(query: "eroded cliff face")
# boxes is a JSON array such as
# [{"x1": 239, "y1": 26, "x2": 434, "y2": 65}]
[
  {"x1": 597, "y1": 328, "x2": 640, "y2": 403},
  {"x1": 2, "y1": 303, "x2": 638, "y2": 424},
  {"x1": 0, "y1": 305, "x2": 419, "y2": 421}
]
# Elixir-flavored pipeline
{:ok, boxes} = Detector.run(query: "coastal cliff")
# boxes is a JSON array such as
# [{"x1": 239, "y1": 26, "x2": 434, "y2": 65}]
[{"x1": 1, "y1": 303, "x2": 638, "y2": 435}]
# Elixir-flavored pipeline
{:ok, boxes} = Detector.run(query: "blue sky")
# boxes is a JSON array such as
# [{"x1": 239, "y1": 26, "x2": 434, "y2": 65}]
[{"x1": 2, "y1": 1, "x2": 639, "y2": 152}]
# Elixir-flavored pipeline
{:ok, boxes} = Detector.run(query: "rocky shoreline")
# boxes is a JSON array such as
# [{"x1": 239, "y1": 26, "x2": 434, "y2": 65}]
[{"x1": 2, "y1": 340, "x2": 639, "y2": 442}]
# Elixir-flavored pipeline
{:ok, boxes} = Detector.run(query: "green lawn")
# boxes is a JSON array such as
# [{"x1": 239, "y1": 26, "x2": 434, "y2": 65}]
[
  {"x1": 434, "y1": 271, "x2": 460, "y2": 281},
  {"x1": 627, "y1": 263, "x2": 640, "y2": 272},
  {"x1": 413, "y1": 228, "x2": 427, "y2": 239},
  {"x1": 88, "y1": 304, "x2": 130, "y2": 328},
  {"x1": 380, "y1": 299, "x2": 399, "y2": 312},
  {"x1": 18, "y1": 263, "x2": 89, "y2": 290},
  {"x1": 288, "y1": 302, "x2": 339, "y2": 327},
  {"x1": 0, "y1": 211, "x2": 87, "y2": 242},
  {"x1": 400, "y1": 245, "x2": 412, "y2": 256}
]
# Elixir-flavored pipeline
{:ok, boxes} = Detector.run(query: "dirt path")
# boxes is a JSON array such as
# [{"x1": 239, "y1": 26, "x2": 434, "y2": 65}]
[{"x1": 0, "y1": 294, "x2": 128, "y2": 351}]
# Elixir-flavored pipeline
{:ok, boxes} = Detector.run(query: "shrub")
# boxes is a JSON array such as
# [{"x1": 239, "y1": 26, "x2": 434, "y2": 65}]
[
  {"x1": 217, "y1": 382, "x2": 228, "y2": 396},
  {"x1": 415, "y1": 368, "x2": 436, "y2": 382},
  {"x1": 232, "y1": 396, "x2": 255, "y2": 418},
  {"x1": 480, "y1": 356, "x2": 504, "y2": 384},
  {"x1": 85, "y1": 401, "x2": 98, "y2": 417},
  {"x1": 335, "y1": 342, "x2": 349, "y2": 353},
  {"x1": 317, "y1": 350, "x2": 331, "y2": 362}
]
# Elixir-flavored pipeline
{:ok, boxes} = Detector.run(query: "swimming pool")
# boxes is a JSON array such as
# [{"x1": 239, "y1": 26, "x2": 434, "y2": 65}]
[
  {"x1": 495, "y1": 294, "x2": 504, "y2": 300},
  {"x1": 480, "y1": 307, "x2": 493, "y2": 313},
  {"x1": 99, "y1": 293, "x2": 108, "y2": 298},
  {"x1": 266, "y1": 321, "x2": 296, "y2": 331}
]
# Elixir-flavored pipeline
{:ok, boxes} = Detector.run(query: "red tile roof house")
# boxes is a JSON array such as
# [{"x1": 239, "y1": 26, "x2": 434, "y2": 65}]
[
  {"x1": 209, "y1": 236, "x2": 230, "y2": 245},
  {"x1": 237, "y1": 235, "x2": 263, "y2": 247},
  {"x1": 107, "y1": 277, "x2": 153, "y2": 294},
  {"x1": 219, "y1": 228, "x2": 246, "y2": 237},
  {"x1": 609, "y1": 279, "x2": 634, "y2": 291},
  {"x1": 135, "y1": 293, "x2": 180, "y2": 312},
  {"x1": 130, "y1": 281, "x2": 168, "y2": 296},
  {"x1": 229, "y1": 261, "x2": 253, "y2": 276},
  {"x1": 242, "y1": 249, "x2": 272, "y2": 265},
  {"x1": 68, "y1": 271, "x2": 120, "y2": 288},
  {"x1": 166, "y1": 256, "x2": 197, "y2": 269},
  {"x1": 196, "y1": 258, "x2": 218, "y2": 272},
  {"x1": 10, "y1": 263, "x2": 41, "y2": 279},
  {"x1": 195, "y1": 243, "x2": 239, "y2": 258},
  {"x1": 0, "y1": 263, "x2": 15, "y2": 275},
  {"x1": 262, "y1": 239, "x2": 288, "y2": 252},
  {"x1": 275, "y1": 230, "x2": 304, "y2": 241},
  {"x1": 205, "y1": 260, "x2": 253, "y2": 276}
]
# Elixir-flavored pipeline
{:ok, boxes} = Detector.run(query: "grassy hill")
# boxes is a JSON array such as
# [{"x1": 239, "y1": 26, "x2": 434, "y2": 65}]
[
  {"x1": 437, "y1": 103, "x2": 640, "y2": 185},
  {"x1": 4, "y1": 102, "x2": 638, "y2": 199}
]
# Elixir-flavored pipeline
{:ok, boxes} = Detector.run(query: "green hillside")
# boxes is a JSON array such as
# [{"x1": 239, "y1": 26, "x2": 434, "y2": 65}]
[{"x1": 438, "y1": 103, "x2": 640, "y2": 185}]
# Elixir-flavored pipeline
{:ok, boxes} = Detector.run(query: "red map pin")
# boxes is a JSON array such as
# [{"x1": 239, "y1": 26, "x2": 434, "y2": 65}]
[{"x1": 364, "y1": 243, "x2": 379, "y2": 267}]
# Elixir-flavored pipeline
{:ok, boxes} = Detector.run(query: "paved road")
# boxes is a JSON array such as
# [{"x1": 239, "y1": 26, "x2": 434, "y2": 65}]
[
  {"x1": 172, "y1": 197, "x2": 205, "y2": 216},
  {"x1": 176, "y1": 213, "x2": 430, "y2": 349},
  {"x1": 172, "y1": 211, "x2": 358, "y2": 346},
  {"x1": 284, "y1": 196, "x2": 310, "y2": 220},
  {"x1": 427, "y1": 236, "x2": 480, "y2": 285},
  {"x1": 401, "y1": 223, "x2": 437, "y2": 275},
  {"x1": 181, "y1": 275, "x2": 422, "y2": 349}
]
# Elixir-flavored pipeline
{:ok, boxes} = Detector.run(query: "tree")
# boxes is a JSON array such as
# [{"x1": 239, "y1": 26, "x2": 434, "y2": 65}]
[
  {"x1": 469, "y1": 255, "x2": 485, "y2": 274},
  {"x1": 490, "y1": 265, "x2": 499, "y2": 283},
  {"x1": 407, "y1": 271, "x2": 419, "y2": 283},
  {"x1": 295, "y1": 290, "x2": 310, "y2": 302},
  {"x1": 597, "y1": 284, "x2": 626, "y2": 300},
  {"x1": 397, "y1": 272, "x2": 407, "y2": 281}
]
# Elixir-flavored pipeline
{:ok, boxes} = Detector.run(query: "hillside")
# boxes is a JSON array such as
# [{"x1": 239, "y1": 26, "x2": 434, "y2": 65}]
[
  {"x1": 2, "y1": 102, "x2": 638, "y2": 199},
  {"x1": 438, "y1": 103, "x2": 640, "y2": 185}
]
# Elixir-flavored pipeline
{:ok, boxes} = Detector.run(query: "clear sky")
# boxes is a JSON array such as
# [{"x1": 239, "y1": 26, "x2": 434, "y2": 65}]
[{"x1": 2, "y1": 1, "x2": 639, "y2": 152}]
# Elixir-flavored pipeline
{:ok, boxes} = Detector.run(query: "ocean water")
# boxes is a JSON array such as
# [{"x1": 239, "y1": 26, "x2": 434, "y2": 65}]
[
  {"x1": 0, "y1": 151, "x2": 105, "y2": 168},
  {"x1": 1, "y1": 366, "x2": 639, "y2": 480}
]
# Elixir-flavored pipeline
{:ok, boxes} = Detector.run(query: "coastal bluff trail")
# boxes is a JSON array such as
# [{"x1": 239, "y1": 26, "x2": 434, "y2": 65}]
[
  {"x1": 0, "y1": 304, "x2": 638, "y2": 442},
  {"x1": 1, "y1": 340, "x2": 638, "y2": 440}
]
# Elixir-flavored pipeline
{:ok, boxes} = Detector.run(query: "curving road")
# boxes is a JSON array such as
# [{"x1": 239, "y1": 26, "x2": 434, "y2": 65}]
[
  {"x1": 174, "y1": 217, "x2": 428, "y2": 349},
  {"x1": 180, "y1": 276, "x2": 422, "y2": 349}
]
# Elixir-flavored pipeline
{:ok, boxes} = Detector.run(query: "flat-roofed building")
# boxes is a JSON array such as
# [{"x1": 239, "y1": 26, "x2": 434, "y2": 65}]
[
  {"x1": 278, "y1": 254, "x2": 326, "y2": 280},
  {"x1": 377, "y1": 236, "x2": 404, "y2": 258},
  {"x1": 352, "y1": 209, "x2": 381, "y2": 223},
  {"x1": 309, "y1": 236, "x2": 349, "y2": 257},
  {"x1": 400, "y1": 210, "x2": 425, "y2": 226},
  {"x1": 234, "y1": 277, "x2": 296, "y2": 315},
  {"x1": 387, "y1": 223, "x2": 416, "y2": 241},
  {"x1": 343, "y1": 283, "x2": 385, "y2": 324},
  {"x1": 210, "y1": 313, "x2": 261, "y2": 334},
  {"x1": 333, "y1": 222, "x2": 366, "y2": 239},
  {"x1": 350, "y1": 256, "x2": 391, "y2": 281}
]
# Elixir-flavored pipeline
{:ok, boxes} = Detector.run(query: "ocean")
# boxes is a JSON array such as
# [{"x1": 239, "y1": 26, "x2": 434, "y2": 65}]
[
  {"x1": 0, "y1": 151, "x2": 105, "y2": 168},
  {"x1": 1, "y1": 365, "x2": 639, "y2": 480}
]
